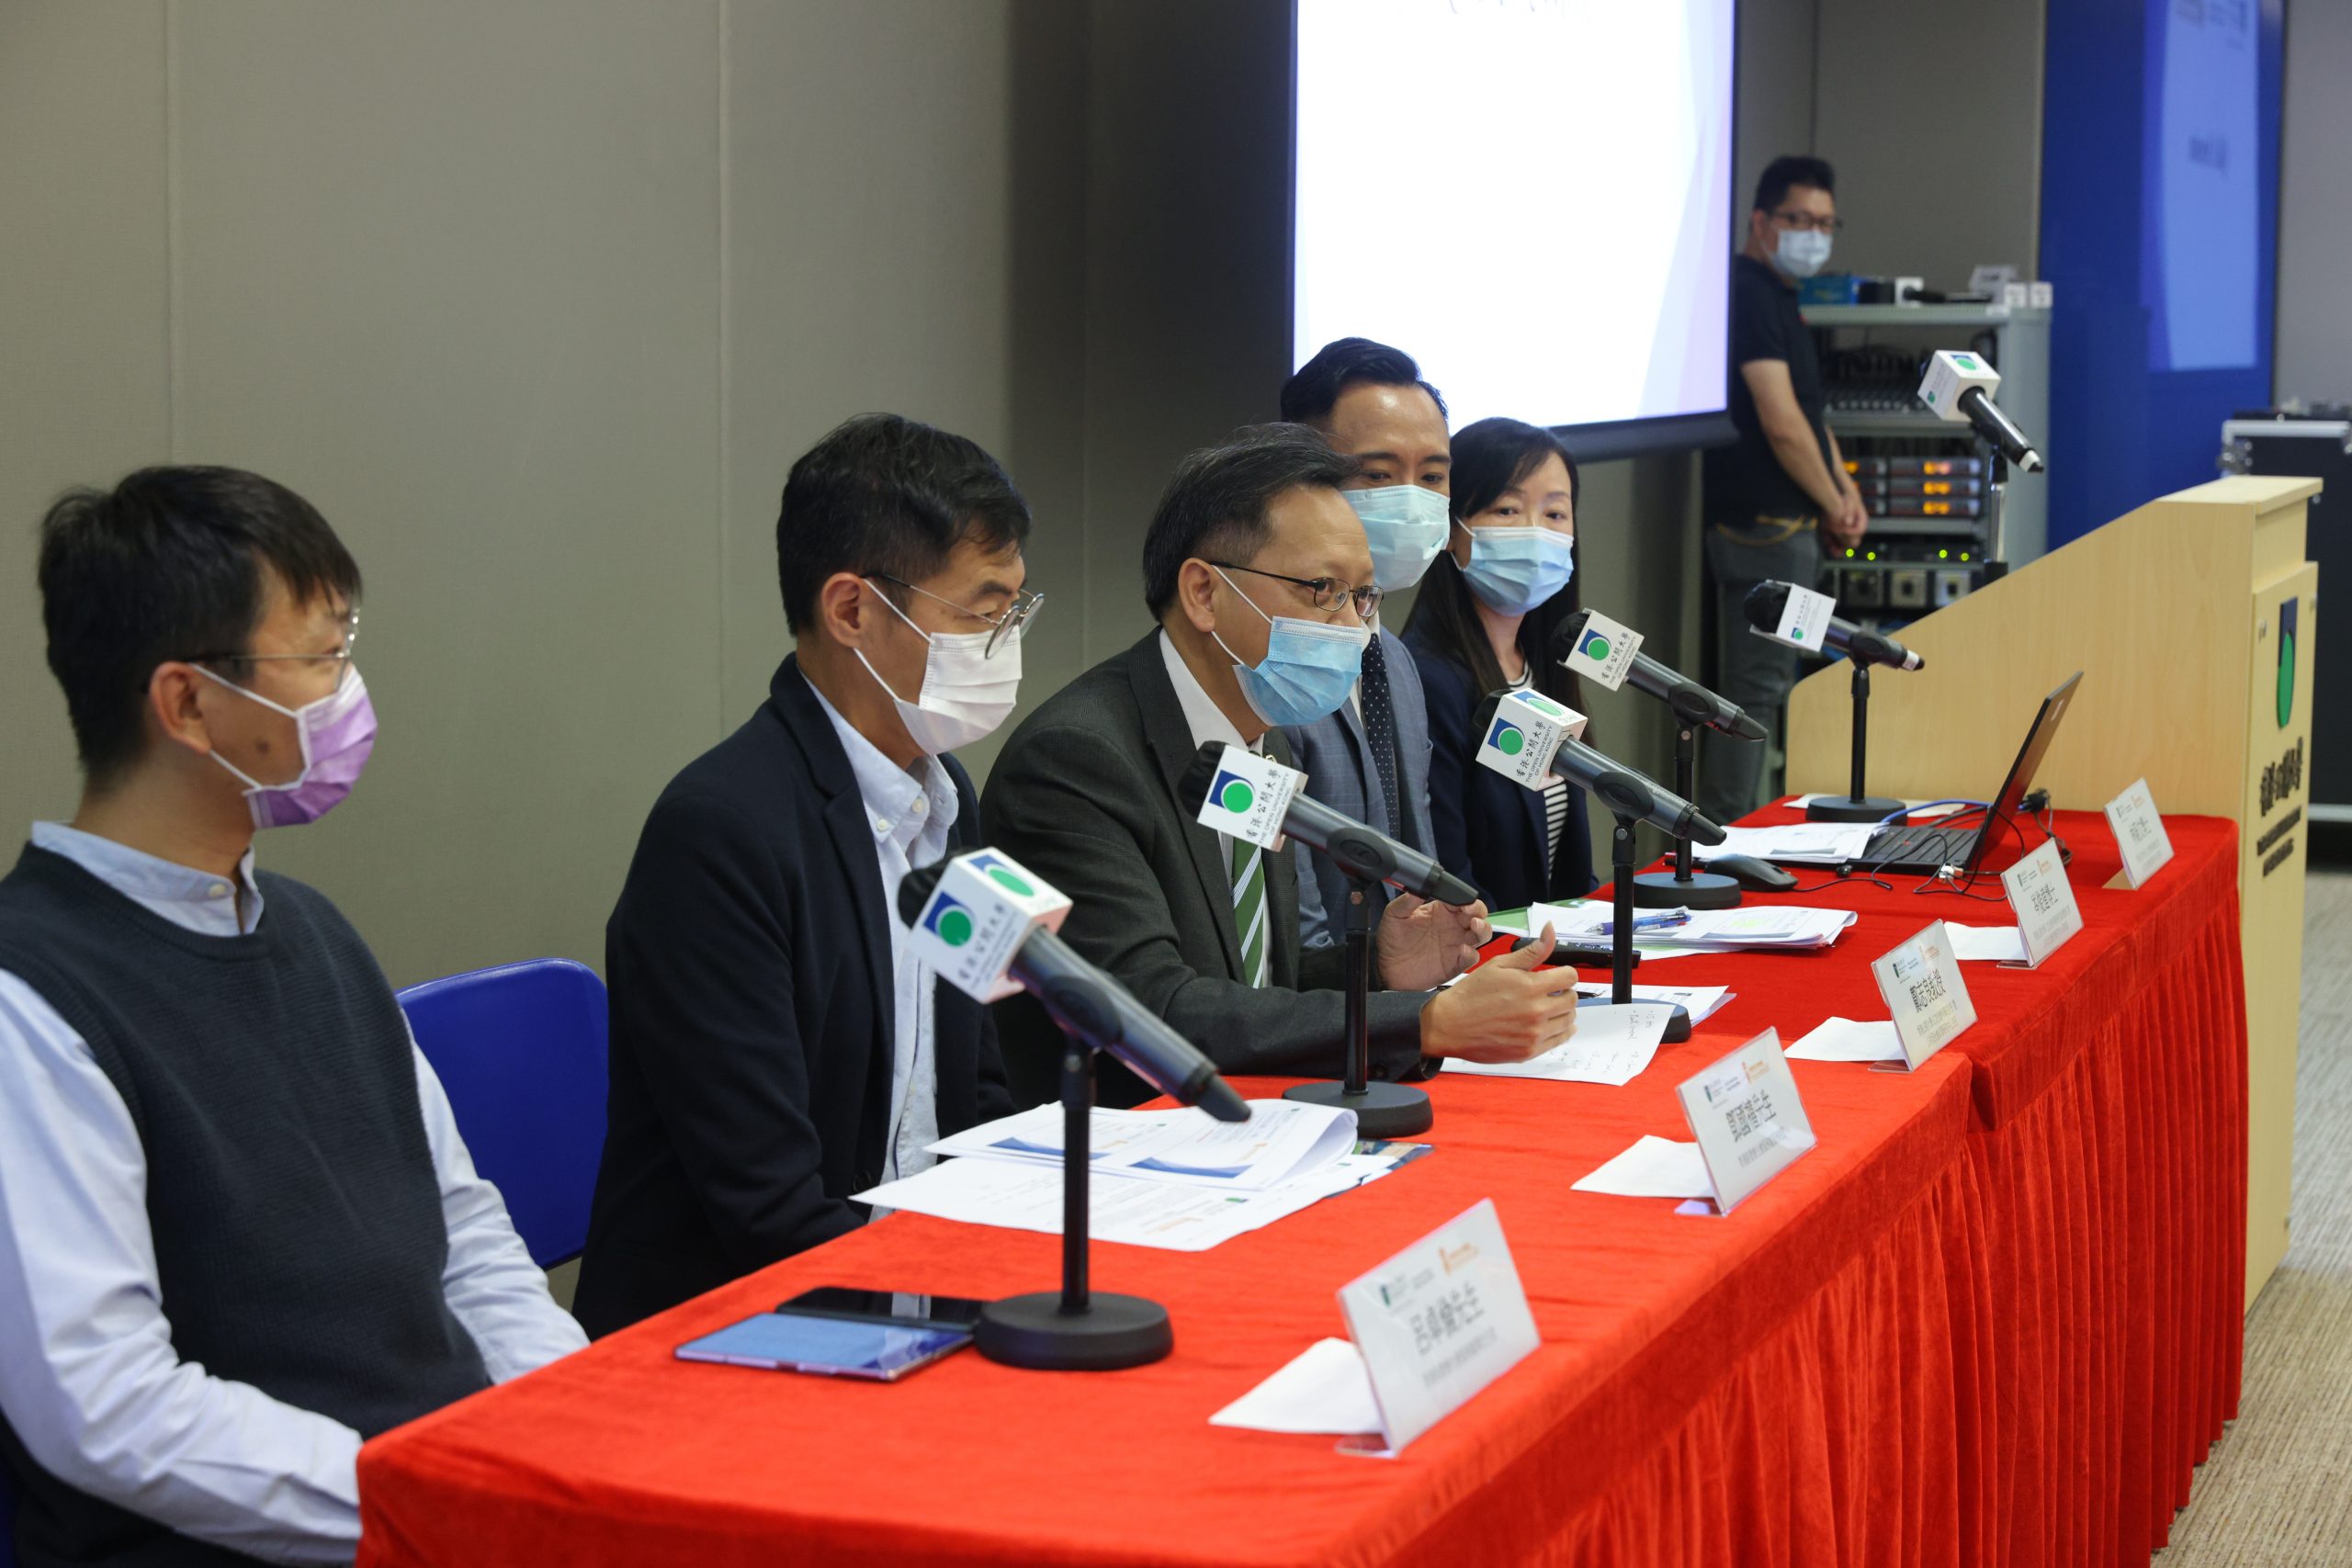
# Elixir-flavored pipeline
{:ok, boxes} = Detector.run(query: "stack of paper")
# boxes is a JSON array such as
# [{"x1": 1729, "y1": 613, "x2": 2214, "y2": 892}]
[
  {"x1": 1632, "y1": 906, "x2": 1859, "y2": 952},
  {"x1": 1575, "y1": 982, "x2": 1734, "y2": 1023},
  {"x1": 852, "y1": 1100, "x2": 1416, "y2": 1252},
  {"x1": 1706, "y1": 822, "x2": 1876, "y2": 865}
]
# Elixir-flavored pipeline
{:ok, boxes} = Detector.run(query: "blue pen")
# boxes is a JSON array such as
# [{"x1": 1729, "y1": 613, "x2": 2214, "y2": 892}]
[{"x1": 1599, "y1": 911, "x2": 1691, "y2": 936}]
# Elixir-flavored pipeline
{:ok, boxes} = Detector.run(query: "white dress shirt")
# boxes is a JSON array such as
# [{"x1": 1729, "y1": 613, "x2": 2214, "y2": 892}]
[
  {"x1": 0, "y1": 822, "x2": 586, "y2": 1565},
  {"x1": 805, "y1": 678, "x2": 960, "y2": 1183}
]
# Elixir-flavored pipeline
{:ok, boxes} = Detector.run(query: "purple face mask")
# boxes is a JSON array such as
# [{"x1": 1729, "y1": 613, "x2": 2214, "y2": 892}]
[{"x1": 196, "y1": 665, "x2": 378, "y2": 829}]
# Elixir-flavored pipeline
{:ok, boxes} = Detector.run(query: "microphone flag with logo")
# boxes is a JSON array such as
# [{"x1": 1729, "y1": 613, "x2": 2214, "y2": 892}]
[
  {"x1": 1476, "y1": 690, "x2": 1589, "y2": 790},
  {"x1": 1192, "y1": 746, "x2": 1307, "y2": 851},
  {"x1": 1559, "y1": 608, "x2": 1642, "y2": 692},
  {"x1": 905, "y1": 849, "x2": 1073, "y2": 1003}
]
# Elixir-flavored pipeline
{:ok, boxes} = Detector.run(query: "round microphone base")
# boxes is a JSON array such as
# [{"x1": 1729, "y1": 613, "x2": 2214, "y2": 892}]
[
  {"x1": 1581, "y1": 994, "x2": 1693, "y2": 1043},
  {"x1": 1632, "y1": 870, "x2": 1743, "y2": 910},
  {"x1": 1283, "y1": 1078, "x2": 1433, "y2": 1138},
  {"x1": 1805, "y1": 795, "x2": 1905, "y2": 825},
  {"x1": 975, "y1": 1292, "x2": 1172, "y2": 1371}
]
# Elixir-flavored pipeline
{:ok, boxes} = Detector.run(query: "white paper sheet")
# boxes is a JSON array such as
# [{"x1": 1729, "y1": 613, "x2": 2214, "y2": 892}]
[
  {"x1": 1660, "y1": 905, "x2": 1859, "y2": 950},
  {"x1": 1209, "y1": 1337, "x2": 1381, "y2": 1436},
  {"x1": 1570, "y1": 1134, "x2": 1715, "y2": 1199},
  {"x1": 1445, "y1": 1001, "x2": 1672, "y2": 1086},
  {"x1": 1709, "y1": 822, "x2": 1877, "y2": 864},
  {"x1": 1944, "y1": 922, "x2": 2029, "y2": 964},
  {"x1": 1783, "y1": 1016, "x2": 1905, "y2": 1063},
  {"x1": 925, "y1": 1099, "x2": 1356, "y2": 1190}
]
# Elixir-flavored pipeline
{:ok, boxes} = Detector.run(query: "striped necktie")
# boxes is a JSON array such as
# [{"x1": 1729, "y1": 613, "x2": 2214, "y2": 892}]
[{"x1": 1228, "y1": 832, "x2": 1269, "y2": 987}]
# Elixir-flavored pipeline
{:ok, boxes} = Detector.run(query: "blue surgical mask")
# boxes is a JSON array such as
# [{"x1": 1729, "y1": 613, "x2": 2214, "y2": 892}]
[
  {"x1": 1210, "y1": 568, "x2": 1370, "y2": 728},
  {"x1": 1453, "y1": 519, "x2": 1575, "y2": 616},
  {"x1": 1343, "y1": 484, "x2": 1450, "y2": 592},
  {"x1": 1775, "y1": 228, "x2": 1833, "y2": 279}
]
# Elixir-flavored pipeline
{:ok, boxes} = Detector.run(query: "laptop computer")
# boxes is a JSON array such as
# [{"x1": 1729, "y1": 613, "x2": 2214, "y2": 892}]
[{"x1": 1858, "y1": 671, "x2": 2084, "y2": 877}]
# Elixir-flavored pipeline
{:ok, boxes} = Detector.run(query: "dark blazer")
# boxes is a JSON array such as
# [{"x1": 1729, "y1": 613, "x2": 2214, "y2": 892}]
[
  {"x1": 1404, "y1": 630, "x2": 1599, "y2": 912},
  {"x1": 1279, "y1": 626, "x2": 1438, "y2": 949},
  {"x1": 573, "y1": 657, "x2": 1014, "y2": 1337},
  {"x1": 983, "y1": 630, "x2": 1432, "y2": 1107}
]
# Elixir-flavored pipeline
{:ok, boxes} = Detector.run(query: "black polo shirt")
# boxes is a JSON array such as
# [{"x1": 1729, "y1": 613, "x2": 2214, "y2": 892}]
[{"x1": 1703, "y1": 254, "x2": 1836, "y2": 526}]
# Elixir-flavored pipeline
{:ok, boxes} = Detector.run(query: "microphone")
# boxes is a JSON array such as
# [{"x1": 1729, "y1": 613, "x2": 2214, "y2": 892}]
[
  {"x1": 900, "y1": 854, "x2": 1248, "y2": 1122},
  {"x1": 1744, "y1": 581, "x2": 1926, "y2": 671},
  {"x1": 1470, "y1": 693, "x2": 1727, "y2": 845},
  {"x1": 1918, "y1": 348, "x2": 2044, "y2": 472},
  {"x1": 1181, "y1": 743, "x2": 1481, "y2": 908},
  {"x1": 1553, "y1": 609, "x2": 1766, "y2": 740}
]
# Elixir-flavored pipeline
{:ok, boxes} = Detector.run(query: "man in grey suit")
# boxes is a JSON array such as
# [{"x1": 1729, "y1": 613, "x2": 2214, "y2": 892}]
[
  {"x1": 1278, "y1": 339, "x2": 1454, "y2": 946},
  {"x1": 984, "y1": 424, "x2": 1577, "y2": 1106}
]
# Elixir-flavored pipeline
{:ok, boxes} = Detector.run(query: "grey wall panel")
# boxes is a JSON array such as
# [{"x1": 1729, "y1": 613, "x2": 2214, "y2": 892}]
[
  {"x1": 2276, "y1": 0, "x2": 2352, "y2": 404},
  {"x1": 168, "y1": 1, "x2": 724, "y2": 987},
  {"x1": 0, "y1": 1, "x2": 171, "y2": 838}
]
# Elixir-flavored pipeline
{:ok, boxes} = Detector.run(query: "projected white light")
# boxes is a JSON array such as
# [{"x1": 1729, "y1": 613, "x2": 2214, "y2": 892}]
[{"x1": 1293, "y1": 0, "x2": 1735, "y2": 439}]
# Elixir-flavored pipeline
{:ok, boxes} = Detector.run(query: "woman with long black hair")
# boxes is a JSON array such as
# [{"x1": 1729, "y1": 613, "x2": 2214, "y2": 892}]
[{"x1": 1402, "y1": 416, "x2": 1596, "y2": 909}]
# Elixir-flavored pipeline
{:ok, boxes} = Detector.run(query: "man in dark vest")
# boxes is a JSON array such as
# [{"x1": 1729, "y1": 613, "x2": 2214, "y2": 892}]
[{"x1": 0, "y1": 468, "x2": 585, "y2": 1566}]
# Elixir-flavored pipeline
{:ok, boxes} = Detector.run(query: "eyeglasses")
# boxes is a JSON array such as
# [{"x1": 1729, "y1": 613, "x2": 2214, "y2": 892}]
[
  {"x1": 1770, "y1": 209, "x2": 1844, "y2": 233},
  {"x1": 1209, "y1": 561, "x2": 1382, "y2": 623},
  {"x1": 871, "y1": 576, "x2": 1042, "y2": 658},
  {"x1": 184, "y1": 610, "x2": 361, "y2": 691}
]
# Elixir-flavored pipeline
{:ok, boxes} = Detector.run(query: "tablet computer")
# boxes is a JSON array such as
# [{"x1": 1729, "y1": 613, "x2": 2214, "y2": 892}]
[{"x1": 675, "y1": 1311, "x2": 972, "y2": 1381}]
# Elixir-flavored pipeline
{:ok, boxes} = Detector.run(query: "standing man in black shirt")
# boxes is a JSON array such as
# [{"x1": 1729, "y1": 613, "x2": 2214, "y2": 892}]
[{"x1": 1696, "y1": 155, "x2": 1869, "y2": 823}]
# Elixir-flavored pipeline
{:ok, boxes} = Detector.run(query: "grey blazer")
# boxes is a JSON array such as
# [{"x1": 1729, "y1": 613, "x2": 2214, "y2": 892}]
[
  {"x1": 982, "y1": 630, "x2": 1432, "y2": 1107},
  {"x1": 1279, "y1": 626, "x2": 1437, "y2": 947}
]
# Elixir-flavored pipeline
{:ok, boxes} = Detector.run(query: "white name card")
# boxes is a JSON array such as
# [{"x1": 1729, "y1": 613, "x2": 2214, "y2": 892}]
[
  {"x1": 1754, "y1": 583, "x2": 1836, "y2": 652},
  {"x1": 1334, "y1": 1198, "x2": 1540, "y2": 1456},
  {"x1": 1562, "y1": 610, "x2": 1642, "y2": 692},
  {"x1": 1999, "y1": 838, "x2": 2082, "y2": 968},
  {"x1": 1871, "y1": 920, "x2": 1977, "y2": 1069},
  {"x1": 1193, "y1": 744, "x2": 1305, "y2": 852},
  {"x1": 1475, "y1": 690, "x2": 1589, "y2": 791},
  {"x1": 1674, "y1": 1029, "x2": 1817, "y2": 1213},
  {"x1": 2104, "y1": 777, "x2": 2175, "y2": 887}
]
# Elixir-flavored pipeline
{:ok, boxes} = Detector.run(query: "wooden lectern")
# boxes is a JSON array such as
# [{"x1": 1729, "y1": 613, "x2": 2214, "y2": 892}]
[{"x1": 1787, "y1": 476, "x2": 2319, "y2": 1311}]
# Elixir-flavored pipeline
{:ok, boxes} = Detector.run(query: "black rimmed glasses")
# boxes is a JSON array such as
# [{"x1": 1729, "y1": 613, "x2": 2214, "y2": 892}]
[
  {"x1": 1770, "y1": 209, "x2": 1845, "y2": 233},
  {"x1": 1210, "y1": 561, "x2": 1382, "y2": 624},
  {"x1": 872, "y1": 576, "x2": 1042, "y2": 658}
]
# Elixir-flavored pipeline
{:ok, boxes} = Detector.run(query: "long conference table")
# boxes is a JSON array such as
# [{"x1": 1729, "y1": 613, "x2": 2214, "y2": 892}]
[{"x1": 356, "y1": 808, "x2": 2245, "y2": 1567}]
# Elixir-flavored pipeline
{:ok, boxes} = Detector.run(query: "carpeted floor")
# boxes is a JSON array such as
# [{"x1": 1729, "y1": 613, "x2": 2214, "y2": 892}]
[{"x1": 2156, "y1": 867, "x2": 2352, "y2": 1564}]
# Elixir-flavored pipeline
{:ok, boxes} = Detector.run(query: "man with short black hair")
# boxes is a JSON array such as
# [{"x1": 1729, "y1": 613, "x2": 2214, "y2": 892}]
[
  {"x1": 1278, "y1": 338, "x2": 1451, "y2": 947},
  {"x1": 984, "y1": 424, "x2": 1577, "y2": 1107},
  {"x1": 1698, "y1": 155, "x2": 1870, "y2": 822},
  {"x1": 574, "y1": 413, "x2": 1030, "y2": 1336},
  {"x1": 0, "y1": 466, "x2": 584, "y2": 1565}
]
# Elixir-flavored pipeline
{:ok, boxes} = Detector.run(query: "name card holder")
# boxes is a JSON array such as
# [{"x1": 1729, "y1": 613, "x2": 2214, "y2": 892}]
[
  {"x1": 1870, "y1": 920, "x2": 1978, "y2": 1070},
  {"x1": 1998, "y1": 838, "x2": 2083, "y2": 969},
  {"x1": 2103, "y1": 776, "x2": 2176, "y2": 889},
  {"x1": 1334, "y1": 1198, "x2": 1541, "y2": 1458},
  {"x1": 1673, "y1": 1030, "x2": 1818, "y2": 1215}
]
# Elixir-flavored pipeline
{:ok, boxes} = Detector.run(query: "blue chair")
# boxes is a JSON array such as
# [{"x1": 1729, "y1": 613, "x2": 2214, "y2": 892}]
[{"x1": 397, "y1": 959, "x2": 608, "y2": 1269}]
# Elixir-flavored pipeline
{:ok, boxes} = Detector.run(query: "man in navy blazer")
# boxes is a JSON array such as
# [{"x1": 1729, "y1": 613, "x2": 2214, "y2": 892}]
[
  {"x1": 1277, "y1": 340, "x2": 1453, "y2": 945},
  {"x1": 575, "y1": 415, "x2": 1034, "y2": 1336}
]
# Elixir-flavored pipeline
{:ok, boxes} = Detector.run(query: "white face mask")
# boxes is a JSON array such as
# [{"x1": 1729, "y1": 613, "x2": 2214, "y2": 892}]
[
  {"x1": 1775, "y1": 227, "x2": 1833, "y2": 279},
  {"x1": 855, "y1": 583, "x2": 1023, "y2": 755}
]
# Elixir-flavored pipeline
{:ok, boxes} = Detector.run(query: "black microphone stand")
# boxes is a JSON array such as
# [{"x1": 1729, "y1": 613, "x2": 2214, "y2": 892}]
[
  {"x1": 1804, "y1": 660, "x2": 1905, "y2": 824},
  {"x1": 975, "y1": 1029, "x2": 1175, "y2": 1371},
  {"x1": 1587, "y1": 811, "x2": 1693, "y2": 1043},
  {"x1": 1283, "y1": 867, "x2": 1435, "y2": 1138},
  {"x1": 1632, "y1": 695, "x2": 1743, "y2": 909}
]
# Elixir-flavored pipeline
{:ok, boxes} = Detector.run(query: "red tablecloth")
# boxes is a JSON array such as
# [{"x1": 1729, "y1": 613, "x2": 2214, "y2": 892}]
[{"x1": 356, "y1": 810, "x2": 2243, "y2": 1568}]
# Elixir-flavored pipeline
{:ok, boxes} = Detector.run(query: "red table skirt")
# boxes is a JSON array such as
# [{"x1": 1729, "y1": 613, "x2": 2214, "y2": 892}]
[{"x1": 357, "y1": 811, "x2": 2245, "y2": 1567}]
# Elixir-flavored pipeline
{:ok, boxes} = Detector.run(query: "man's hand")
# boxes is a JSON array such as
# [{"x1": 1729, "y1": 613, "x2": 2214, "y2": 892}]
[
  {"x1": 1417, "y1": 924, "x2": 1580, "y2": 1065},
  {"x1": 1823, "y1": 490, "x2": 1871, "y2": 548},
  {"x1": 1375, "y1": 890, "x2": 1490, "y2": 992}
]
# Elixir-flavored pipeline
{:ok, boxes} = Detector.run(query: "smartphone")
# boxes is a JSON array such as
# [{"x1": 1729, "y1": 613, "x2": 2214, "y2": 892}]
[
  {"x1": 675, "y1": 1310, "x2": 970, "y2": 1382},
  {"x1": 776, "y1": 1286, "x2": 990, "y2": 1332}
]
